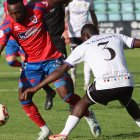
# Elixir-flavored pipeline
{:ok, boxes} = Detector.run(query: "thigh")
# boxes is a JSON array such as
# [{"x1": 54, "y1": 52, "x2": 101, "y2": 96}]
[
  {"x1": 18, "y1": 62, "x2": 44, "y2": 89},
  {"x1": 43, "y1": 59, "x2": 67, "y2": 89},
  {"x1": 118, "y1": 87, "x2": 133, "y2": 106}
]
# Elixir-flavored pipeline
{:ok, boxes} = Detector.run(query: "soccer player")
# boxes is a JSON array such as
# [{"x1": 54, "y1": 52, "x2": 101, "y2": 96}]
[
  {"x1": 22, "y1": 24, "x2": 140, "y2": 140},
  {"x1": 43, "y1": 4, "x2": 68, "y2": 110},
  {"x1": 0, "y1": 1, "x2": 101, "y2": 140},
  {"x1": 30, "y1": 0, "x2": 68, "y2": 110},
  {"x1": 3, "y1": 0, "x2": 57, "y2": 111},
  {"x1": 65, "y1": 0, "x2": 98, "y2": 89},
  {"x1": 2, "y1": 0, "x2": 27, "y2": 69}
]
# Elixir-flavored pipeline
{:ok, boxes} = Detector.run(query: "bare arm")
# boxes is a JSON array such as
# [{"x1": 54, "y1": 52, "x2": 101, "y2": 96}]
[
  {"x1": 133, "y1": 39, "x2": 140, "y2": 48},
  {"x1": 90, "y1": 10, "x2": 98, "y2": 29},
  {"x1": 36, "y1": 63, "x2": 71, "y2": 89}
]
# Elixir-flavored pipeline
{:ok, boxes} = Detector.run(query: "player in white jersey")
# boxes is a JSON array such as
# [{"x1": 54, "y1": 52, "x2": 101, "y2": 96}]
[
  {"x1": 65, "y1": 0, "x2": 98, "y2": 89},
  {"x1": 21, "y1": 24, "x2": 140, "y2": 139}
]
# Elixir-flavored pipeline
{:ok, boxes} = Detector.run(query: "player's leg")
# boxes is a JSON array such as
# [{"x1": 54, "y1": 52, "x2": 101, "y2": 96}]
[
  {"x1": 51, "y1": 65, "x2": 101, "y2": 138},
  {"x1": 119, "y1": 87, "x2": 140, "y2": 127},
  {"x1": 5, "y1": 40, "x2": 23, "y2": 67},
  {"x1": 18, "y1": 46, "x2": 26, "y2": 70},
  {"x1": 18, "y1": 62, "x2": 52, "y2": 140},
  {"x1": 43, "y1": 85, "x2": 56, "y2": 110},
  {"x1": 43, "y1": 36, "x2": 67, "y2": 110},
  {"x1": 49, "y1": 93, "x2": 100, "y2": 140},
  {"x1": 84, "y1": 62, "x2": 91, "y2": 91}
]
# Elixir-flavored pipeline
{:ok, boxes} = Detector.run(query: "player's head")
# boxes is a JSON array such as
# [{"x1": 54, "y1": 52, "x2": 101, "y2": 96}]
[
  {"x1": 7, "y1": 0, "x2": 26, "y2": 23},
  {"x1": 81, "y1": 24, "x2": 99, "y2": 42}
]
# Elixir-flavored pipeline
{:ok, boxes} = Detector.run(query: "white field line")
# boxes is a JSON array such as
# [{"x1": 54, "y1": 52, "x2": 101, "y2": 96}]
[
  {"x1": 0, "y1": 72, "x2": 20, "y2": 75},
  {"x1": 0, "y1": 89, "x2": 17, "y2": 92},
  {"x1": 0, "y1": 84, "x2": 140, "y2": 92}
]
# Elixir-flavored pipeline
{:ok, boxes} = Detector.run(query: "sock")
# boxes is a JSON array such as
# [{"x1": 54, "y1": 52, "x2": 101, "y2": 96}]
[
  {"x1": 40, "y1": 125, "x2": 50, "y2": 134},
  {"x1": 22, "y1": 103, "x2": 46, "y2": 127},
  {"x1": 135, "y1": 118, "x2": 140, "y2": 127},
  {"x1": 60, "y1": 115, "x2": 80, "y2": 136}
]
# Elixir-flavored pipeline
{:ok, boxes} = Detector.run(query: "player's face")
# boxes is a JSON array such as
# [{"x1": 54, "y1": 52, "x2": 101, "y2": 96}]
[{"x1": 7, "y1": 2, "x2": 26, "y2": 23}]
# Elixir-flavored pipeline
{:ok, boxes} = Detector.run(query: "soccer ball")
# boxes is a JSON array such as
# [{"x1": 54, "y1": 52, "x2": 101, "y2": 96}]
[{"x1": 0, "y1": 104, "x2": 9, "y2": 126}]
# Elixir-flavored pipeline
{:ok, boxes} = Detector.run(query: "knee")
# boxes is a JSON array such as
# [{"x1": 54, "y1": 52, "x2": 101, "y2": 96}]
[
  {"x1": 19, "y1": 96, "x2": 32, "y2": 105},
  {"x1": 18, "y1": 92, "x2": 32, "y2": 105},
  {"x1": 63, "y1": 93, "x2": 81, "y2": 106},
  {"x1": 7, "y1": 61, "x2": 15, "y2": 67},
  {"x1": 63, "y1": 93, "x2": 73, "y2": 103}
]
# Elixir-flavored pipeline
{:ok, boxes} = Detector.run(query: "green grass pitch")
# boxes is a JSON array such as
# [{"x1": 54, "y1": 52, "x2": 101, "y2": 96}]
[{"x1": 0, "y1": 48, "x2": 140, "y2": 140}]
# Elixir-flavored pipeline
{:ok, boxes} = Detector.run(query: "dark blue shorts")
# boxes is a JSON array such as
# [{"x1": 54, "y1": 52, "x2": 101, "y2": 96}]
[
  {"x1": 5, "y1": 40, "x2": 25, "y2": 57},
  {"x1": 18, "y1": 58, "x2": 67, "y2": 89}
]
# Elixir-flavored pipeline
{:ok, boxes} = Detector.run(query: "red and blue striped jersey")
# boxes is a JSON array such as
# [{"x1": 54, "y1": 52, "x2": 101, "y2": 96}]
[{"x1": 0, "y1": 1, "x2": 62, "y2": 62}]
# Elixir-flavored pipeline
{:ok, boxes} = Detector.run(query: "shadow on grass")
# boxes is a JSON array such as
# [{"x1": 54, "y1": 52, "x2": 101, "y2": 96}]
[
  {"x1": 103, "y1": 132, "x2": 140, "y2": 139},
  {"x1": 71, "y1": 132, "x2": 140, "y2": 140}
]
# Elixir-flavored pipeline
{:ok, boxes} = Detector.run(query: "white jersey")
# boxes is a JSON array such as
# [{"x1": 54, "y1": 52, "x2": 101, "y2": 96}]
[
  {"x1": 65, "y1": 34, "x2": 135, "y2": 90},
  {"x1": 65, "y1": 0, "x2": 94, "y2": 37}
]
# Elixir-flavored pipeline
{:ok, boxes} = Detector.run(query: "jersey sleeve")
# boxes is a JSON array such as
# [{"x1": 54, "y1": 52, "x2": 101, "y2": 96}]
[
  {"x1": 65, "y1": 44, "x2": 86, "y2": 66},
  {"x1": 30, "y1": 0, "x2": 51, "y2": 14},
  {"x1": 119, "y1": 34, "x2": 135, "y2": 49},
  {"x1": 0, "y1": 19, "x2": 11, "y2": 47}
]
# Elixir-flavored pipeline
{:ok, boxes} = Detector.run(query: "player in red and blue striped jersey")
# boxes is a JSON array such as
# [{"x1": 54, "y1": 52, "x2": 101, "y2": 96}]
[{"x1": 3, "y1": 0, "x2": 57, "y2": 111}]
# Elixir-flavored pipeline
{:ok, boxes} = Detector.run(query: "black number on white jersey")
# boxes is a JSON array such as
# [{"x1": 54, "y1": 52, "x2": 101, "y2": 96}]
[{"x1": 98, "y1": 41, "x2": 116, "y2": 61}]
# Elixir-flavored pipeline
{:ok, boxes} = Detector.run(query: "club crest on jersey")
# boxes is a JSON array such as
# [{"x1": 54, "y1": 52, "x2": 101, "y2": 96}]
[
  {"x1": 30, "y1": 15, "x2": 37, "y2": 23},
  {"x1": 14, "y1": 26, "x2": 20, "y2": 31},
  {"x1": 0, "y1": 30, "x2": 4, "y2": 38}
]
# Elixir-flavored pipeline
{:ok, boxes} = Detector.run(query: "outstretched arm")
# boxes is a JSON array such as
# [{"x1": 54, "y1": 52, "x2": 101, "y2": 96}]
[
  {"x1": 20, "y1": 63, "x2": 71, "y2": 100},
  {"x1": 133, "y1": 39, "x2": 140, "y2": 48}
]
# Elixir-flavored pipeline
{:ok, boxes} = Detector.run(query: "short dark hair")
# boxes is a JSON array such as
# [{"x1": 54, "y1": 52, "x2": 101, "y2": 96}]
[
  {"x1": 7, "y1": 0, "x2": 23, "y2": 4},
  {"x1": 81, "y1": 24, "x2": 99, "y2": 36}
]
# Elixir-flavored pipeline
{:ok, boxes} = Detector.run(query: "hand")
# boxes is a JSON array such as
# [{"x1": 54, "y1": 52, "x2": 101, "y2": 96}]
[{"x1": 20, "y1": 87, "x2": 38, "y2": 100}]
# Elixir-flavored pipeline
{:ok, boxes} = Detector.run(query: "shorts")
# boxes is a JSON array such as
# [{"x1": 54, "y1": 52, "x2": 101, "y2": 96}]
[
  {"x1": 86, "y1": 83, "x2": 133, "y2": 106},
  {"x1": 5, "y1": 40, "x2": 25, "y2": 57},
  {"x1": 69, "y1": 37, "x2": 83, "y2": 50},
  {"x1": 19, "y1": 58, "x2": 67, "y2": 89},
  {"x1": 52, "y1": 36, "x2": 67, "y2": 59}
]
